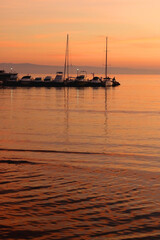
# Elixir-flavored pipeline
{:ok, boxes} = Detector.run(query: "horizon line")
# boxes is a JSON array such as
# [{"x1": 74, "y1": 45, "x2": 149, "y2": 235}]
[{"x1": 1, "y1": 62, "x2": 160, "y2": 70}]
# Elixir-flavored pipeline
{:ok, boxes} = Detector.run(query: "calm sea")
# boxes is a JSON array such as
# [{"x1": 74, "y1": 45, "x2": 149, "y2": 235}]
[{"x1": 0, "y1": 74, "x2": 160, "y2": 239}]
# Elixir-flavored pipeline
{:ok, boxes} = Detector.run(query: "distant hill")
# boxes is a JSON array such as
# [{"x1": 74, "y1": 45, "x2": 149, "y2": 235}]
[{"x1": 0, "y1": 63, "x2": 160, "y2": 75}]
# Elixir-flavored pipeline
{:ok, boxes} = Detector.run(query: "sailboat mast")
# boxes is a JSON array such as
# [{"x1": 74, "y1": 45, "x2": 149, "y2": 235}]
[
  {"x1": 64, "y1": 34, "x2": 69, "y2": 80},
  {"x1": 67, "y1": 34, "x2": 69, "y2": 79},
  {"x1": 105, "y1": 37, "x2": 108, "y2": 79}
]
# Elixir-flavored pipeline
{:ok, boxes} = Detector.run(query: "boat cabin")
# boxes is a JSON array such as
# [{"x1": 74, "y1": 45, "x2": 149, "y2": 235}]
[{"x1": 54, "y1": 72, "x2": 63, "y2": 82}]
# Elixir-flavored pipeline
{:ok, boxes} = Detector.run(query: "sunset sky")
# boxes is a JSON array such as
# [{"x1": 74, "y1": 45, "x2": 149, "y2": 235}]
[{"x1": 1, "y1": 0, "x2": 160, "y2": 68}]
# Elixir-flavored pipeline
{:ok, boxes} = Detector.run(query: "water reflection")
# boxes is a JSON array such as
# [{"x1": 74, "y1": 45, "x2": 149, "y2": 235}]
[
  {"x1": 104, "y1": 87, "x2": 108, "y2": 147},
  {"x1": 64, "y1": 88, "x2": 69, "y2": 143},
  {"x1": 1, "y1": 75, "x2": 160, "y2": 158},
  {"x1": 61, "y1": 87, "x2": 110, "y2": 154}
]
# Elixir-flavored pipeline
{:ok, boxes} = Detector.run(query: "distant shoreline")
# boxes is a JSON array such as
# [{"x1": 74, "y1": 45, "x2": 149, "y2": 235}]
[{"x1": 1, "y1": 63, "x2": 160, "y2": 75}]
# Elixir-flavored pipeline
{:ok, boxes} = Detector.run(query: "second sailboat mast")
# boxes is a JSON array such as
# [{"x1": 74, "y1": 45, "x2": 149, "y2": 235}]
[{"x1": 105, "y1": 37, "x2": 108, "y2": 79}]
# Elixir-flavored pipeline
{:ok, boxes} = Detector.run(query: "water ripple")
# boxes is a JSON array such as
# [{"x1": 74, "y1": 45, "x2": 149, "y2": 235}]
[{"x1": 0, "y1": 159, "x2": 159, "y2": 239}]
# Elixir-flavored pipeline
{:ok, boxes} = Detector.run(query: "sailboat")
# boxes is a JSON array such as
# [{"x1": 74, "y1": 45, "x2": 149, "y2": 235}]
[
  {"x1": 51, "y1": 34, "x2": 70, "y2": 87},
  {"x1": 63, "y1": 34, "x2": 74, "y2": 86},
  {"x1": 89, "y1": 73, "x2": 103, "y2": 87},
  {"x1": 64, "y1": 35, "x2": 85, "y2": 87},
  {"x1": 103, "y1": 37, "x2": 113, "y2": 87},
  {"x1": 64, "y1": 34, "x2": 69, "y2": 82}
]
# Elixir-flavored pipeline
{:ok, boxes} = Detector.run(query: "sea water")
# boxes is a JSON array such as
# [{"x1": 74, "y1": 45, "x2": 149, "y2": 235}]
[{"x1": 0, "y1": 74, "x2": 160, "y2": 239}]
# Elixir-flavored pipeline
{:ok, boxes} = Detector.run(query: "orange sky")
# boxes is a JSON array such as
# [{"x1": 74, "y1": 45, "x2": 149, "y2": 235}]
[{"x1": 1, "y1": 0, "x2": 160, "y2": 68}]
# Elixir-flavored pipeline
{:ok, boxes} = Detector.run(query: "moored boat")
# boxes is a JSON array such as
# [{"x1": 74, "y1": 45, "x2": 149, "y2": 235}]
[
  {"x1": 52, "y1": 72, "x2": 64, "y2": 86},
  {"x1": 65, "y1": 77, "x2": 76, "y2": 87},
  {"x1": 44, "y1": 76, "x2": 52, "y2": 82},
  {"x1": 0, "y1": 70, "x2": 18, "y2": 85},
  {"x1": 19, "y1": 75, "x2": 33, "y2": 86},
  {"x1": 112, "y1": 77, "x2": 120, "y2": 86},
  {"x1": 89, "y1": 76, "x2": 104, "y2": 87},
  {"x1": 34, "y1": 77, "x2": 42, "y2": 82},
  {"x1": 103, "y1": 77, "x2": 113, "y2": 87},
  {"x1": 73, "y1": 74, "x2": 89, "y2": 87},
  {"x1": 53, "y1": 72, "x2": 63, "y2": 82},
  {"x1": 43, "y1": 76, "x2": 52, "y2": 86},
  {"x1": 33, "y1": 77, "x2": 43, "y2": 87},
  {"x1": 103, "y1": 37, "x2": 120, "y2": 87}
]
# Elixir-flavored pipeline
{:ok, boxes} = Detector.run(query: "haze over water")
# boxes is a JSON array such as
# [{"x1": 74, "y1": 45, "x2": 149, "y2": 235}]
[{"x1": 0, "y1": 74, "x2": 160, "y2": 239}]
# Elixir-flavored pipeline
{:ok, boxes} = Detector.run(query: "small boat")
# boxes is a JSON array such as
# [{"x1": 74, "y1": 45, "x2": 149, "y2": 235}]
[
  {"x1": 73, "y1": 75, "x2": 88, "y2": 87},
  {"x1": 52, "y1": 72, "x2": 64, "y2": 86},
  {"x1": 43, "y1": 76, "x2": 52, "y2": 86},
  {"x1": 89, "y1": 75, "x2": 104, "y2": 87},
  {"x1": 44, "y1": 76, "x2": 52, "y2": 82},
  {"x1": 19, "y1": 75, "x2": 33, "y2": 86},
  {"x1": 91, "y1": 76, "x2": 101, "y2": 83},
  {"x1": 72, "y1": 70, "x2": 89, "y2": 87},
  {"x1": 34, "y1": 77, "x2": 42, "y2": 82},
  {"x1": 33, "y1": 77, "x2": 43, "y2": 87},
  {"x1": 75, "y1": 74, "x2": 85, "y2": 82},
  {"x1": 103, "y1": 77, "x2": 113, "y2": 87},
  {"x1": 112, "y1": 77, "x2": 120, "y2": 86}
]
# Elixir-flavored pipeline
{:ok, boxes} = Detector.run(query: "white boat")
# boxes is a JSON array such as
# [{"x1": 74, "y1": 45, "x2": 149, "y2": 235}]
[
  {"x1": 53, "y1": 72, "x2": 63, "y2": 82},
  {"x1": 103, "y1": 77, "x2": 113, "y2": 87}
]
